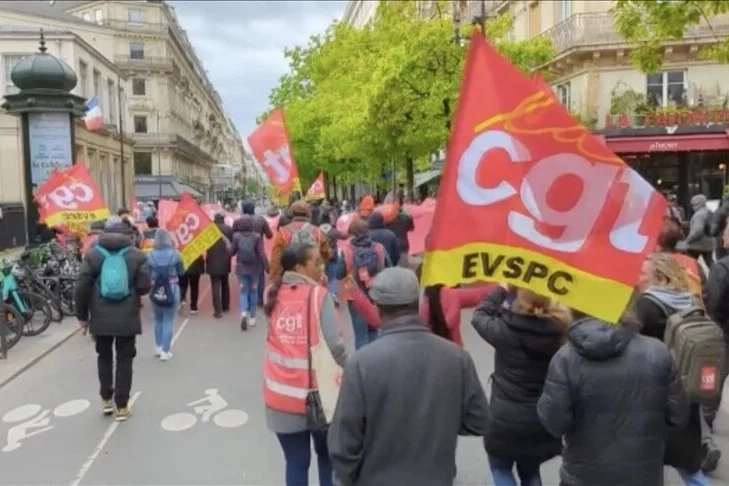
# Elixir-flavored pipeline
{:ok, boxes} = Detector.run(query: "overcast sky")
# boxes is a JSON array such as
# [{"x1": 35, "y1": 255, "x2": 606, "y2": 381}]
[{"x1": 171, "y1": 1, "x2": 347, "y2": 138}]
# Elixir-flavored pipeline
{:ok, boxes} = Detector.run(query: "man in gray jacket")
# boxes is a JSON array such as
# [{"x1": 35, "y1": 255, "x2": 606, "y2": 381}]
[
  {"x1": 75, "y1": 217, "x2": 151, "y2": 421},
  {"x1": 681, "y1": 194, "x2": 715, "y2": 266},
  {"x1": 327, "y1": 267, "x2": 490, "y2": 486}
]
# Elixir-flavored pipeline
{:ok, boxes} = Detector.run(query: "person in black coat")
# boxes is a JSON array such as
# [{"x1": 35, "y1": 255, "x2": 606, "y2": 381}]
[
  {"x1": 634, "y1": 252, "x2": 718, "y2": 478},
  {"x1": 205, "y1": 213, "x2": 233, "y2": 318},
  {"x1": 537, "y1": 306, "x2": 689, "y2": 486},
  {"x1": 366, "y1": 211, "x2": 400, "y2": 267},
  {"x1": 471, "y1": 284, "x2": 568, "y2": 484},
  {"x1": 180, "y1": 255, "x2": 204, "y2": 313}
]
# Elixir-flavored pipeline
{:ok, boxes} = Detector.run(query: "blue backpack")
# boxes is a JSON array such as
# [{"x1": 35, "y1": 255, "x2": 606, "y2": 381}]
[
  {"x1": 96, "y1": 247, "x2": 131, "y2": 301},
  {"x1": 351, "y1": 245, "x2": 383, "y2": 291},
  {"x1": 149, "y1": 254, "x2": 176, "y2": 307}
]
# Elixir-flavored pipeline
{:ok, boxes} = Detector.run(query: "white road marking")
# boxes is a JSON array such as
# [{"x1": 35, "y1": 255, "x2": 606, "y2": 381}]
[
  {"x1": 2, "y1": 404, "x2": 42, "y2": 423},
  {"x1": 160, "y1": 412, "x2": 197, "y2": 432},
  {"x1": 212, "y1": 409, "x2": 249, "y2": 428},
  {"x1": 69, "y1": 391, "x2": 142, "y2": 486},
  {"x1": 53, "y1": 399, "x2": 90, "y2": 418},
  {"x1": 170, "y1": 278, "x2": 212, "y2": 348}
]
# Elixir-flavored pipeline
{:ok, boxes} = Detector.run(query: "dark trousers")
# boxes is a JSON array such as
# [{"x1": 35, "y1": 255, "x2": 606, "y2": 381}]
[
  {"x1": 257, "y1": 270, "x2": 265, "y2": 305},
  {"x1": 210, "y1": 274, "x2": 230, "y2": 314},
  {"x1": 276, "y1": 430, "x2": 333, "y2": 486},
  {"x1": 95, "y1": 335, "x2": 136, "y2": 408},
  {"x1": 179, "y1": 274, "x2": 200, "y2": 310}
]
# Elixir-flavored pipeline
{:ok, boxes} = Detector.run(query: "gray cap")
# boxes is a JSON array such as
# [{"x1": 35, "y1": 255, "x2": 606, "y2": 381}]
[{"x1": 369, "y1": 267, "x2": 420, "y2": 306}]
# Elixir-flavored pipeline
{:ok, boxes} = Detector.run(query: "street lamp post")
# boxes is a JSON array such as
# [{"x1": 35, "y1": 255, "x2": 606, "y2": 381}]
[
  {"x1": 2, "y1": 30, "x2": 85, "y2": 245},
  {"x1": 157, "y1": 111, "x2": 162, "y2": 199},
  {"x1": 116, "y1": 73, "x2": 127, "y2": 206}
]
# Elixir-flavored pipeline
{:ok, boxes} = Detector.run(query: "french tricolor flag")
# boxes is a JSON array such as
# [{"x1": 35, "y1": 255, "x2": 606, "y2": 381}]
[{"x1": 83, "y1": 96, "x2": 104, "y2": 131}]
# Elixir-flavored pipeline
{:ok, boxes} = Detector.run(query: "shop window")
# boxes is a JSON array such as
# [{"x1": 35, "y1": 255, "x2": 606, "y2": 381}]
[
  {"x1": 646, "y1": 71, "x2": 686, "y2": 108},
  {"x1": 687, "y1": 151, "x2": 727, "y2": 203},
  {"x1": 134, "y1": 153, "x2": 152, "y2": 175}
]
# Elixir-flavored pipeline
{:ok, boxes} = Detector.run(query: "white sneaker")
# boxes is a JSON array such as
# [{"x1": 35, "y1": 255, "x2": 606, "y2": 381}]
[
  {"x1": 159, "y1": 351, "x2": 173, "y2": 361},
  {"x1": 249, "y1": 317, "x2": 257, "y2": 327},
  {"x1": 154, "y1": 346, "x2": 162, "y2": 357}
]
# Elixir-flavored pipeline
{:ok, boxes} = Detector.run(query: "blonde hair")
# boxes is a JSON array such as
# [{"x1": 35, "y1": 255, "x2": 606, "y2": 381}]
[
  {"x1": 511, "y1": 288, "x2": 572, "y2": 326},
  {"x1": 645, "y1": 252, "x2": 689, "y2": 292}
]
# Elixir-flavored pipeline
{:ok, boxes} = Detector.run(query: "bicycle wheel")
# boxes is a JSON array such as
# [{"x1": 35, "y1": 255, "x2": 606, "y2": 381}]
[
  {"x1": 16, "y1": 291, "x2": 52, "y2": 336},
  {"x1": 31, "y1": 282, "x2": 63, "y2": 322},
  {"x1": 0, "y1": 303, "x2": 23, "y2": 350},
  {"x1": 59, "y1": 281, "x2": 75, "y2": 317}
]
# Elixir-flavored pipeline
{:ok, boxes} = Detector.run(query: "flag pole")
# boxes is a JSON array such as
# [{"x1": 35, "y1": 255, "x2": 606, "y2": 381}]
[{"x1": 117, "y1": 72, "x2": 126, "y2": 207}]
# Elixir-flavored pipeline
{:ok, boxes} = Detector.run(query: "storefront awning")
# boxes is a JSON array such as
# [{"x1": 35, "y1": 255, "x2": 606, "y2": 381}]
[
  {"x1": 414, "y1": 169, "x2": 441, "y2": 188},
  {"x1": 605, "y1": 129, "x2": 729, "y2": 154},
  {"x1": 133, "y1": 176, "x2": 203, "y2": 201}
]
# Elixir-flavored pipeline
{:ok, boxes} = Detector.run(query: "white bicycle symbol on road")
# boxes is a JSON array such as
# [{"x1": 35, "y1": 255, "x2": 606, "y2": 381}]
[
  {"x1": 2, "y1": 399, "x2": 90, "y2": 452},
  {"x1": 160, "y1": 388, "x2": 249, "y2": 432}
]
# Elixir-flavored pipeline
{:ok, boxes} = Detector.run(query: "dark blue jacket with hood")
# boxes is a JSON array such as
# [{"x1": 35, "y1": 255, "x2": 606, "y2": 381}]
[{"x1": 367, "y1": 212, "x2": 400, "y2": 266}]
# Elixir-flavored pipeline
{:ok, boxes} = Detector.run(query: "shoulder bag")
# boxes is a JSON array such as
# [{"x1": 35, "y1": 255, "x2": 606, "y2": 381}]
[{"x1": 305, "y1": 285, "x2": 329, "y2": 432}]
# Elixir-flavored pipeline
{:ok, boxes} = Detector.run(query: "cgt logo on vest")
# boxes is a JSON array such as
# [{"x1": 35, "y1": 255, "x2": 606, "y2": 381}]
[
  {"x1": 275, "y1": 304, "x2": 307, "y2": 345},
  {"x1": 462, "y1": 253, "x2": 572, "y2": 295}
]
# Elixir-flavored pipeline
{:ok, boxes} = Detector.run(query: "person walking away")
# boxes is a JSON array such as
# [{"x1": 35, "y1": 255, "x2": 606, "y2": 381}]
[
  {"x1": 337, "y1": 219, "x2": 389, "y2": 349},
  {"x1": 366, "y1": 211, "x2": 400, "y2": 267},
  {"x1": 319, "y1": 211, "x2": 347, "y2": 296},
  {"x1": 74, "y1": 216, "x2": 151, "y2": 421},
  {"x1": 240, "y1": 199, "x2": 273, "y2": 304},
  {"x1": 328, "y1": 267, "x2": 490, "y2": 485},
  {"x1": 231, "y1": 214, "x2": 269, "y2": 330},
  {"x1": 699, "y1": 225, "x2": 729, "y2": 472},
  {"x1": 118, "y1": 208, "x2": 142, "y2": 248},
  {"x1": 270, "y1": 200, "x2": 330, "y2": 281},
  {"x1": 710, "y1": 195, "x2": 729, "y2": 259},
  {"x1": 147, "y1": 230, "x2": 183, "y2": 361},
  {"x1": 667, "y1": 193, "x2": 687, "y2": 227},
  {"x1": 680, "y1": 194, "x2": 715, "y2": 267},
  {"x1": 179, "y1": 255, "x2": 204, "y2": 314},
  {"x1": 263, "y1": 243, "x2": 347, "y2": 486},
  {"x1": 633, "y1": 252, "x2": 721, "y2": 484},
  {"x1": 385, "y1": 194, "x2": 415, "y2": 268},
  {"x1": 140, "y1": 216, "x2": 159, "y2": 254},
  {"x1": 419, "y1": 280, "x2": 492, "y2": 347},
  {"x1": 537, "y1": 302, "x2": 689, "y2": 486},
  {"x1": 206, "y1": 213, "x2": 233, "y2": 318},
  {"x1": 472, "y1": 285, "x2": 570, "y2": 485}
]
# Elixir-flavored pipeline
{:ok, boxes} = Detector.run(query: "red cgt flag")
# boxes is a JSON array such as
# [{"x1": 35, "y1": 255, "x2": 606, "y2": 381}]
[
  {"x1": 165, "y1": 192, "x2": 223, "y2": 269},
  {"x1": 246, "y1": 110, "x2": 303, "y2": 197},
  {"x1": 305, "y1": 172, "x2": 326, "y2": 201},
  {"x1": 421, "y1": 33, "x2": 666, "y2": 324}
]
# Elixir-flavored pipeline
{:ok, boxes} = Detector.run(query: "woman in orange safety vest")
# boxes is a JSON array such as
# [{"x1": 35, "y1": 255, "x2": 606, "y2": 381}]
[{"x1": 263, "y1": 242, "x2": 348, "y2": 486}]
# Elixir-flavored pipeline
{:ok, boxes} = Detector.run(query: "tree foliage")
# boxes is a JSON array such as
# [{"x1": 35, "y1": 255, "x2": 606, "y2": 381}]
[
  {"x1": 614, "y1": 0, "x2": 729, "y2": 73},
  {"x1": 260, "y1": 0, "x2": 554, "y2": 193}
]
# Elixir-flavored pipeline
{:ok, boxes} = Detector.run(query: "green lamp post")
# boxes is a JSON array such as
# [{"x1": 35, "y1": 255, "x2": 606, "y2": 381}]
[{"x1": 2, "y1": 29, "x2": 86, "y2": 246}]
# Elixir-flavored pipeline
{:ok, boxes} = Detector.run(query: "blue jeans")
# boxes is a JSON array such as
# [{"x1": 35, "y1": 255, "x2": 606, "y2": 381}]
[
  {"x1": 152, "y1": 286, "x2": 179, "y2": 353},
  {"x1": 348, "y1": 302, "x2": 378, "y2": 350},
  {"x1": 276, "y1": 430, "x2": 333, "y2": 486},
  {"x1": 237, "y1": 274, "x2": 258, "y2": 316},
  {"x1": 257, "y1": 270, "x2": 265, "y2": 303},
  {"x1": 488, "y1": 454, "x2": 542, "y2": 486},
  {"x1": 326, "y1": 259, "x2": 339, "y2": 295},
  {"x1": 677, "y1": 469, "x2": 709, "y2": 486}
]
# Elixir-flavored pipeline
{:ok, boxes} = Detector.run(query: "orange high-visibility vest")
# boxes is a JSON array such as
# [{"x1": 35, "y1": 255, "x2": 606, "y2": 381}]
[{"x1": 263, "y1": 282, "x2": 327, "y2": 414}]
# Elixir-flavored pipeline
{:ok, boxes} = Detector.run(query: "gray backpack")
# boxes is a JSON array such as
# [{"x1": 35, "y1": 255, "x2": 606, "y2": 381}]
[
  {"x1": 648, "y1": 296, "x2": 726, "y2": 404},
  {"x1": 287, "y1": 222, "x2": 318, "y2": 248}
]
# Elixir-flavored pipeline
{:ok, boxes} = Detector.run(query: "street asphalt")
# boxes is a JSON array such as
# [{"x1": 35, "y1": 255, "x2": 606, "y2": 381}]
[{"x1": 0, "y1": 275, "x2": 727, "y2": 485}]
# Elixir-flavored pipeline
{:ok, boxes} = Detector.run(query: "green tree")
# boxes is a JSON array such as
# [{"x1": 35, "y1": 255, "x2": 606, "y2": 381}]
[
  {"x1": 259, "y1": 0, "x2": 554, "y2": 196},
  {"x1": 613, "y1": 0, "x2": 729, "y2": 73}
]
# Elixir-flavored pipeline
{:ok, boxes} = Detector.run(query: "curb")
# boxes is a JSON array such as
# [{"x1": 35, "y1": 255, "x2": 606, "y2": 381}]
[{"x1": 0, "y1": 326, "x2": 82, "y2": 390}]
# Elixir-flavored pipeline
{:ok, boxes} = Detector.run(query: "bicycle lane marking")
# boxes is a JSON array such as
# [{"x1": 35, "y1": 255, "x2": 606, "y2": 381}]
[
  {"x1": 171, "y1": 276, "x2": 211, "y2": 348},
  {"x1": 68, "y1": 390, "x2": 142, "y2": 486}
]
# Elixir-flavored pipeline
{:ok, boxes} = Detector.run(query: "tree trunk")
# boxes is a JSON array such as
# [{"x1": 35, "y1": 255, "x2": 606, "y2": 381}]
[{"x1": 405, "y1": 157, "x2": 415, "y2": 202}]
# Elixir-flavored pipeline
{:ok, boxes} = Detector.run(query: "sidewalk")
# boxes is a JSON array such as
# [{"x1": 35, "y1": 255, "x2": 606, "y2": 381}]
[{"x1": 0, "y1": 318, "x2": 81, "y2": 389}]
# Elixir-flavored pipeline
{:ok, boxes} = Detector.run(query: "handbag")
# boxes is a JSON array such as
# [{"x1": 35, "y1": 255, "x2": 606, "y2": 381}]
[{"x1": 305, "y1": 286, "x2": 329, "y2": 432}]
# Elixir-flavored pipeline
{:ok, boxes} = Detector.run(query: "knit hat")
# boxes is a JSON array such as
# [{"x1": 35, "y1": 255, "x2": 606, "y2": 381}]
[{"x1": 369, "y1": 267, "x2": 420, "y2": 306}]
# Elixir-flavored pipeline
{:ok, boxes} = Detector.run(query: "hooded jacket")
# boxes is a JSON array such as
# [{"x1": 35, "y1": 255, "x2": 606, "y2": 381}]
[
  {"x1": 634, "y1": 288, "x2": 705, "y2": 472},
  {"x1": 240, "y1": 200, "x2": 273, "y2": 239},
  {"x1": 74, "y1": 225, "x2": 151, "y2": 336},
  {"x1": 682, "y1": 194, "x2": 714, "y2": 252},
  {"x1": 367, "y1": 212, "x2": 400, "y2": 266},
  {"x1": 537, "y1": 318, "x2": 688, "y2": 486},
  {"x1": 231, "y1": 214, "x2": 269, "y2": 276},
  {"x1": 471, "y1": 286, "x2": 564, "y2": 462}
]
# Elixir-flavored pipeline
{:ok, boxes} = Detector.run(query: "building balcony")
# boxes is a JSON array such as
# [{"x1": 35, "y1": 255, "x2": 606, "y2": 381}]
[
  {"x1": 113, "y1": 55, "x2": 173, "y2": 72},
  {"x1": 130, "y1": 132, "x2": 215, "y2": 164},
  {"x1": 542, "y1": 13, "x2": 729, "y2": 57},
  {"x1": 101, "y1": 19, "x2": 167, "y2": 34}
]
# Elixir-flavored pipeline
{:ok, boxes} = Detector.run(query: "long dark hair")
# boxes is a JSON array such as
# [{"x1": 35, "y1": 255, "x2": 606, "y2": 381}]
[
  {"x1": 424, "y1": 285, "x2": 450, "y2": 340},
  {"x1": 263, "y1": 243, "x2": 317, "y2": 317}
]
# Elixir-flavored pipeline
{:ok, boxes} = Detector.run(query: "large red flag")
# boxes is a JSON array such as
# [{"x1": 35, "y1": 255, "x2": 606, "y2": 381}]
[
  {"x1": 246, "y1": 110, "x2": 303, "y2": 199},
  {"x1": 421, "y1": 33, "x2": 666, "y2": 323}
]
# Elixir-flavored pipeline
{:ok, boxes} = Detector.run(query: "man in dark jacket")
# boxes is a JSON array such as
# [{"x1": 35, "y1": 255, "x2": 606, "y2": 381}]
[
  {"x1": 367, "y1": 212, "x2": 400, "y2": 267},
  {"x1": 75, "y1": 216, "x2": 151, "y2": 422},
  {"x1": 328, "y1": 267, "x2": 489, "y2": 485},
  {"x1": 206, "y1": 213, "x2": 233, "y2": 318},
  {"x1": 240, "y1": 199, "x2": 272, "y2": 305},
  {"x1": 385, "y1": 197, "x2": 415, "y2": 267},
  {"x1": 537, "y1": 313, "x2": 688, "y2": 486}
]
